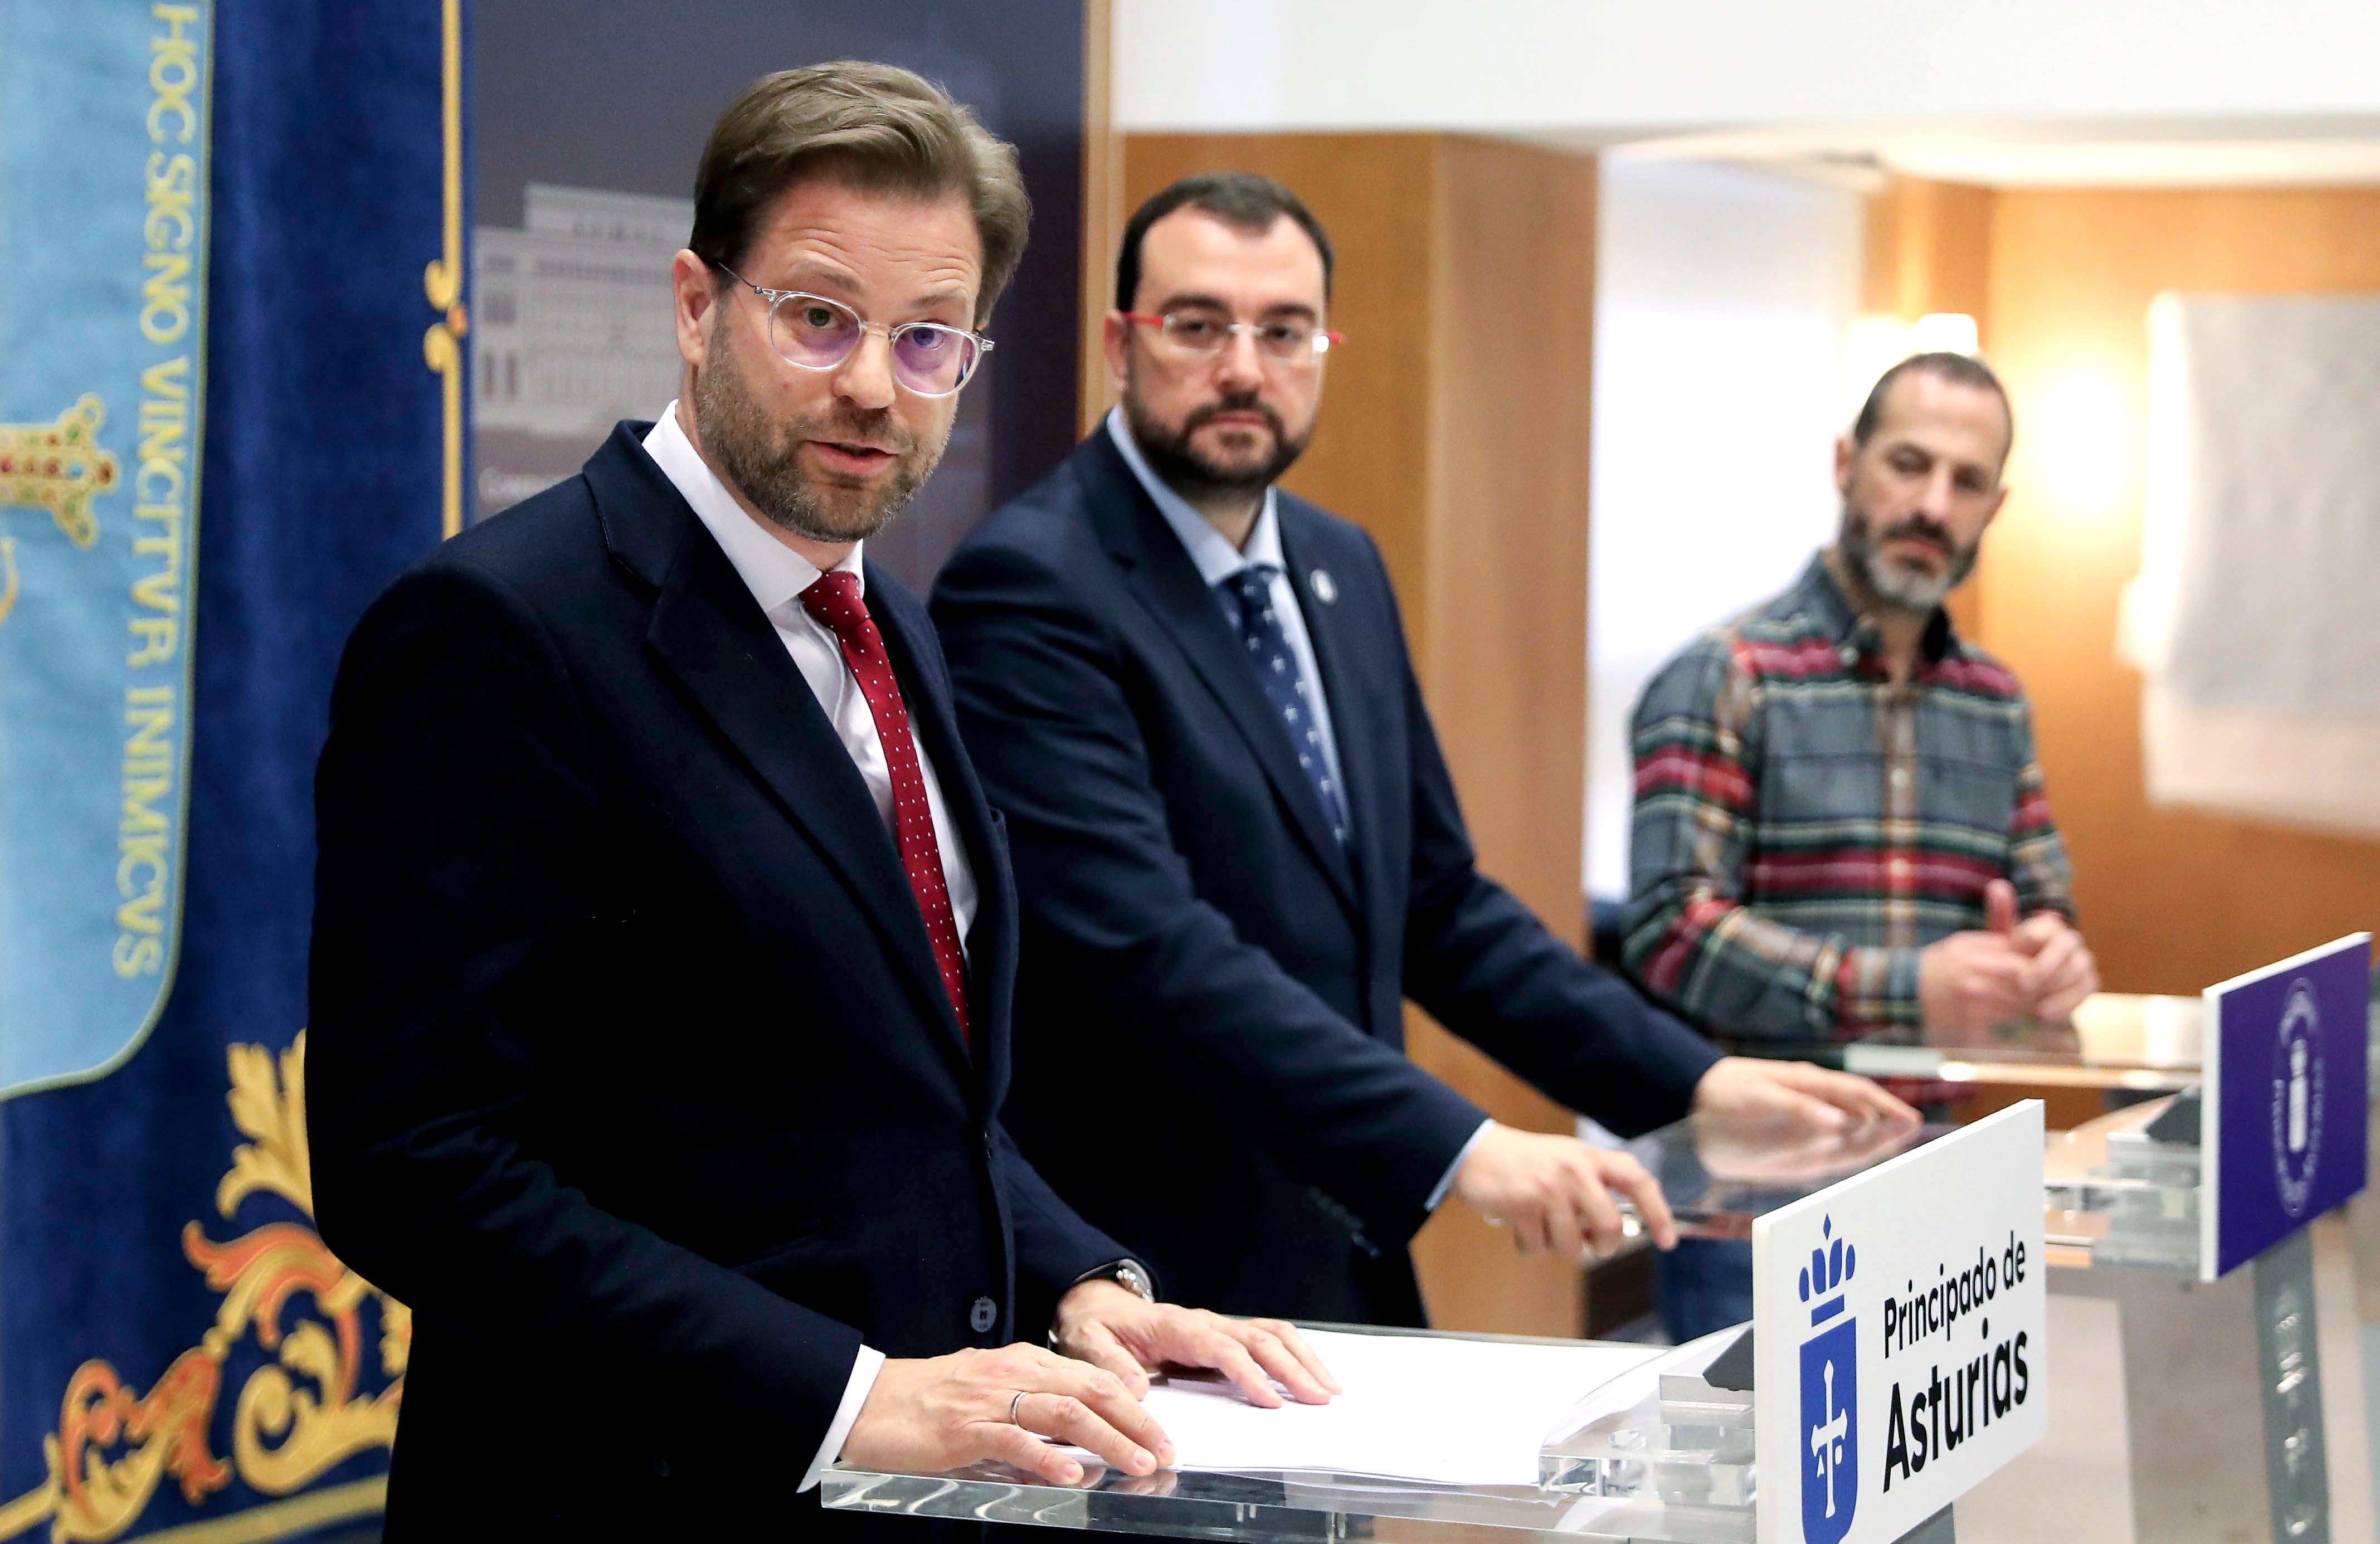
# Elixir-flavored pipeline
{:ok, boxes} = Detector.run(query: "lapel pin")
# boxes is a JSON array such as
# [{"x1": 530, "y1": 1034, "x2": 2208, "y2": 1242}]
[{"x1": 1309, "y1": 568, "x2": 1338, "y2": 605}]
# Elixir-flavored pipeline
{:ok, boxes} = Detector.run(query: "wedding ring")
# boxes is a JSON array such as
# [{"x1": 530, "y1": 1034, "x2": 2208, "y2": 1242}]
[{"x1": 1009, "y1": 1390, "x2": 1028, "y2": 1426}]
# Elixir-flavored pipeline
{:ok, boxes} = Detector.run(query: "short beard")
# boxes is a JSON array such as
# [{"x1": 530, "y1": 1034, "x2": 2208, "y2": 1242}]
[
  {"x1": 1838, "y1": 501, "x2": 1979, "y2": 613},
  {"x1": 692, "y1": 318, "x2": 944, "y2": 545},
  {"x1": 1122, "y1": 374, "x2": 1310, "y2": 507}
]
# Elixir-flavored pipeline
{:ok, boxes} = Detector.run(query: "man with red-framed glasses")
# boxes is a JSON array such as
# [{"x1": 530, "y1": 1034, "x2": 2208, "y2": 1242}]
[{"x1": 932, "y1": 173, "x2": 1912, "y2": 1328}]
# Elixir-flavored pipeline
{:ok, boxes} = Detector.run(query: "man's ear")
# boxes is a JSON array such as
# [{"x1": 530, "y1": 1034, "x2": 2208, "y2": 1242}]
[
  {"x1": 1832, "y1": 434, "x2": 1857, "y2": 496},
  {"x1": 672, "y1": 249, "x2": 716, "y2": 368},
  {"x1": 1104, "y1": 311, "x2": 1131, "y2": 394}
]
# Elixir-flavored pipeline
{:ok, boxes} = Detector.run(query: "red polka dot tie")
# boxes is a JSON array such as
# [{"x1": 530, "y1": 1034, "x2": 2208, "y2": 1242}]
[{"x1": 799, "y1": 571, "x2": 970, "y2": 1045}]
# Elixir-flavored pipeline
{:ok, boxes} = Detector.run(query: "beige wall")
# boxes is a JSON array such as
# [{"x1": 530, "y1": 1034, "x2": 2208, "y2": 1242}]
[
  {"x1": 1974, "y1": 187, "x2": 2380, "y2": 992},
  {"x1": 1122, "y1": 133, "x2": 1598, "y2": 1336}
]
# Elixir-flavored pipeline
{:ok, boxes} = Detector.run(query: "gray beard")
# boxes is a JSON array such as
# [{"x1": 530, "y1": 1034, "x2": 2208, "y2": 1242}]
[{"x1": 1839, "y1": 506, "x2": 1977, "y2": 613}]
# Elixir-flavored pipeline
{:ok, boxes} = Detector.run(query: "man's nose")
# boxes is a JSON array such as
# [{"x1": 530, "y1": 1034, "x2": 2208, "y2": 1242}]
[
  {"x1": 1916, "y1": 466, "x2": 1958, "y2": 520},
  {"x1": 1211, "y1": 328, "x2": 1266, "y2": 391},
  {"x1": 833, "y1": 329, "x2": 900, "y2": 412}
]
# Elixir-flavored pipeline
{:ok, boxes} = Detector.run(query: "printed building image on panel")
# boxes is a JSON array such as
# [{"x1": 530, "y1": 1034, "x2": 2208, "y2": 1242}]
[{"x1": 472, "y1": 184, "x2": 692, "y2": 520}]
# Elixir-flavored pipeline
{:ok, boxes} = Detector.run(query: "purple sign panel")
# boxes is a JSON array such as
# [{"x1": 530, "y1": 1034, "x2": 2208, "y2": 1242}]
[{"x1": 2204, "y1": 934, "x2": 2371, "y2": 1280}]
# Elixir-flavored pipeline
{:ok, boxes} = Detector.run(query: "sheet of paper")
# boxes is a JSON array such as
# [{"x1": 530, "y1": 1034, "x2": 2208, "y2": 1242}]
[{"x1": 1102, "y1": 1328, "x2": 1659, "y2": 1487}]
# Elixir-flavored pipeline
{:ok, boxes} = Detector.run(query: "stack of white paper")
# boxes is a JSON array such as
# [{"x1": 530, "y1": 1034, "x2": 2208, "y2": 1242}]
[{"x1": 1106, "y1": 1328, "x2": 1659, "y2": 1487}]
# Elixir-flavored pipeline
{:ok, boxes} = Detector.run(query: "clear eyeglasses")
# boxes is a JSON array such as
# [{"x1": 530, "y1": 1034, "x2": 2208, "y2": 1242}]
[
  {"x1": 1123, "y1": 308, "x2": 1343, "y2": 365},
  {"x1": 717, "y1": 264, "x2": 993, "y2": 397}
]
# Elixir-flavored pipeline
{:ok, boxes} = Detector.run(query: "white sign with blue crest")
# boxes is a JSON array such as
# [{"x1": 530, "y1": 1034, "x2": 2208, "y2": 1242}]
[{"x1": 1754, "y1": 1102, "x2": 2047, "y2": 1543}]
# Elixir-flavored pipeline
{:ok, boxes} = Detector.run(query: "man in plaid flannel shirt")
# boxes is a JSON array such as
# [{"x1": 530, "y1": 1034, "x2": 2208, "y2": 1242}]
[
  {"x1": 1622, "y1": 351, "x2": 2099, "y2": 1336},
  {"x1": 1626, "y1": 351, "x2": 2097, "y2": 1045}
]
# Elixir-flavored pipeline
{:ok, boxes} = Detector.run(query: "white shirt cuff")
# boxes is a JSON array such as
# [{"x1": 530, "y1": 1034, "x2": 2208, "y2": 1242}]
[
  {"x1": 799, "y1": 1343, "x2": 887, "y2": 1493},
  {"x1": 1425, "y1": 1118, "x2": 1498, "y2": 1213}
]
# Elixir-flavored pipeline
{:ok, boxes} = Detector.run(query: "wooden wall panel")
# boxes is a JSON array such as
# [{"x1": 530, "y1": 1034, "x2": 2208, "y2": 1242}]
[
  {"x1": 1406, "y1": 139, "x2": 1599, "y2": 1336},
  {"x1": 1978, "y1": 188, "x2": 2380, "y2": 992},
  {"x1": 1121, "y1": 133, "x2": 1600, "y2": 1335},
  {"x1": 1863, "y1": 177, "x2": 1995, "y2": 328}
]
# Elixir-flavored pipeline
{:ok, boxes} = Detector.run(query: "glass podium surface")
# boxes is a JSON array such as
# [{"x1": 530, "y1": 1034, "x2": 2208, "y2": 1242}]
[
  {"x1": 825, "y1": 1098, "x2": 2355, "y2": 1543},
  {"x1": 1736, "y1": 991, "x2": 2203, "y2": 1095},
  {"x1": 822, "y1": 1116, "x2": 1959, "y2": 1544},
  {"x1": 1632, "y1": 1109, "x2": 1945, "y2": 1242},
  {"x1": 2025, "y1": 1092, "x2": 2343, "y2": 1544},
  {"x1": 824, "y1": 1326, "x2": 1763, "y2": 1544}
]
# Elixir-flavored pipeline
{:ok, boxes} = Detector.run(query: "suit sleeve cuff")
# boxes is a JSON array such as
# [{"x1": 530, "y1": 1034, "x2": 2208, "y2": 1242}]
[
  {"x1": 1425, "y1": 1118, "x2": 1497, "y2": 1213},
  {"x1": 799, "y1": 1343, "x2": 887, "y2": 1493}
]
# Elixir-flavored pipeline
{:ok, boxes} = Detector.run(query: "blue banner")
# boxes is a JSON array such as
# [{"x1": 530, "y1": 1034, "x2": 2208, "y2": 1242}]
[
  {"x1": 0, "y1": 0, "x2": 209, "y2": 1097},
  {"x1": 2206, "y1": 933, "x2": 2373, "y2": 1279},
  {"x1": 0, "y1": 1, "x2": 458, "y2": 1537}
]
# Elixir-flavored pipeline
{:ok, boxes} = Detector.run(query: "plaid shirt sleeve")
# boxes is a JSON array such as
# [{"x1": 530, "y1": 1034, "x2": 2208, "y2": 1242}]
[
  {"x1": 1619, "y1": 637, "x2": 1924, "y2": 1041},
  {"x1": 2006, "y1": 700, "x2": 2079, "y2": 925}
]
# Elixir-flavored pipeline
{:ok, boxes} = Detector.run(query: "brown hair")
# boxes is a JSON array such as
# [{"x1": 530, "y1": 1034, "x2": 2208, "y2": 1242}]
[{"x1": 689, "y1": 62, "x2": 1029, "y2": 327}]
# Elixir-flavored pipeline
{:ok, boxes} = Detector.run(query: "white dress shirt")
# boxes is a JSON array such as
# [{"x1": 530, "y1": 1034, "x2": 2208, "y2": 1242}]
[
  {"x1": 644, "y1": 405, "x2": 977, "y2": 951},
  {"x1": 645, "y1": 401, "x2": 1001, "y2": 1489},
  {"x1": 1105, "y1": 408, "x2": 1492, "y2": 1211}
]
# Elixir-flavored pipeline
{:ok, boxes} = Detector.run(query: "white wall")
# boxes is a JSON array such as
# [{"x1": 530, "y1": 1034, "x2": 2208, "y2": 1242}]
[
  {"x1": 1116, "y1": 0, "x2": 2380, "y2": 133},
  {"x1": 1584, "y1": 157, "x2": 1863, "y2": 899}
]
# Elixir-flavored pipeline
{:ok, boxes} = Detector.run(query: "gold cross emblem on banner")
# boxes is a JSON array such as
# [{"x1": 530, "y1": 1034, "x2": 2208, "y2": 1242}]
[
  {"x1": 2, "y1": 394, "x2": 118, "y2": 548},
  {"x1": 0, "y1": 394, "x2": 119, "y2": 625}
]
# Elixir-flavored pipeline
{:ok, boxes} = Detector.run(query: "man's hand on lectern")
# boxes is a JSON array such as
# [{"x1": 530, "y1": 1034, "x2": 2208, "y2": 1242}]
[
  {"x1": 843, "y1": 1342, "x2": 1172, "y2": 1486},
  {"x1": 1689, "y1": 1056, "x2": 1919, "y2": 1132},
  {"x1": 841, "y1": 1294, "x2": 1339, "y2": 1487},
  {"x1": 1917, "y1": 930, "x2": 2033, "y2": 1034},
  {"x1": 1452, "y1": 1124, "x2": 1678, "y2": 1255},
  {"x1": 2011, "y1": 910, "x2": 2098, "y2": 1022},
  {"x1": 1919, "y1": 879, "x2": 2099, "y2": 1030},
  {"x1": 1052, "y1": 1281, "x2": 1339, "y2": 1407}
]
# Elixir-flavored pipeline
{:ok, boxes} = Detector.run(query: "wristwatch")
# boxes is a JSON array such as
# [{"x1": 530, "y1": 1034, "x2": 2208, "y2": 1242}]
[
  {"x1": 1050, "y1": 1259, "x2": 1156, "y2": 1348},
  {"x1": 1081, "y1": 1258, "x2": 1155, "y2": 1301}
]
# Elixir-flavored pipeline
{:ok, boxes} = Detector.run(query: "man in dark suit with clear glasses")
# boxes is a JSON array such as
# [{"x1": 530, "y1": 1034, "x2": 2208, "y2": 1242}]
[{"x1": 308, "y1": 71, "x2": 1333, "y2": 1540}]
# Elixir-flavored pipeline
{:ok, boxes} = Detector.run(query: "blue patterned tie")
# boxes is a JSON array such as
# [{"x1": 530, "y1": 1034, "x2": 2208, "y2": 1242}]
[{"x1": 1220, "y1": 565, "x2": 1347, "y2": 844}]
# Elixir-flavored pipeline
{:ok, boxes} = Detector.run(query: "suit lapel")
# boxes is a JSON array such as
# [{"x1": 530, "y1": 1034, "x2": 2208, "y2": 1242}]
[
  {"x1": 1083, "y1": 437, "x2": 1359, "y2": 913},
  {"x1": 587, "y1": 427, "x2": 974, "y2": 1074}
]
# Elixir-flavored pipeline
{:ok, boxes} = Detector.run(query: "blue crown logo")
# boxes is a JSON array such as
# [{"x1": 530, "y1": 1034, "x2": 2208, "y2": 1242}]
[
  {"x1": 1798, "y1": 1215, "x2": 1860, "y2": 1541},
  {"x1": 1799, "y1": 1214, "x2": 1857, "y2": 1326}
]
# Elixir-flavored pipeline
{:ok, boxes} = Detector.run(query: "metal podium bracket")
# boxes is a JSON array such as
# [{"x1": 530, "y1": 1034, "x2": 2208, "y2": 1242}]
[{"x1": 2256, "y1": 1227, "x2": 2329, "y2": 1543}]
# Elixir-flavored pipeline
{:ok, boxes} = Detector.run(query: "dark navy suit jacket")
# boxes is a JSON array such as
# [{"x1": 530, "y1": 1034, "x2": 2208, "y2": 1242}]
[
  {"x1": 308, "y1": 424, "x2": 1125, "y2": 1537},
  {"x1": 931, "y1": 431, "x2": 1722, "y2": 1327}
]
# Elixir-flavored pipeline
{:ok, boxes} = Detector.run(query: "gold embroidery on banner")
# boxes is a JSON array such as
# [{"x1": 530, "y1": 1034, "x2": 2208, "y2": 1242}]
[
  {"x1": 0, "y1": 396, "x2": 120, "y2": 631},
  {"x1": 213, "y1": 1040, "x2": 309, "y2": 1220},
  {"x1": 122, "y1": 1477, "x2": 386, "y2": 1544},
  {"x1": 421, "y1": 0, "x2": 468, "y2": 540},
  {"x1": 0, "y1": 1032, "x2": 409, "y2": 1542},
  {"x1": 0, "y1": 396, "x2": 118, "y2": 551}
]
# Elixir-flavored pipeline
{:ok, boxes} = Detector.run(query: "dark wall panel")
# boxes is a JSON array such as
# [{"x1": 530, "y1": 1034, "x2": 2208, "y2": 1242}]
[{"x1": 471, "y1": 0, "x2": 1086, "y2": 591}]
